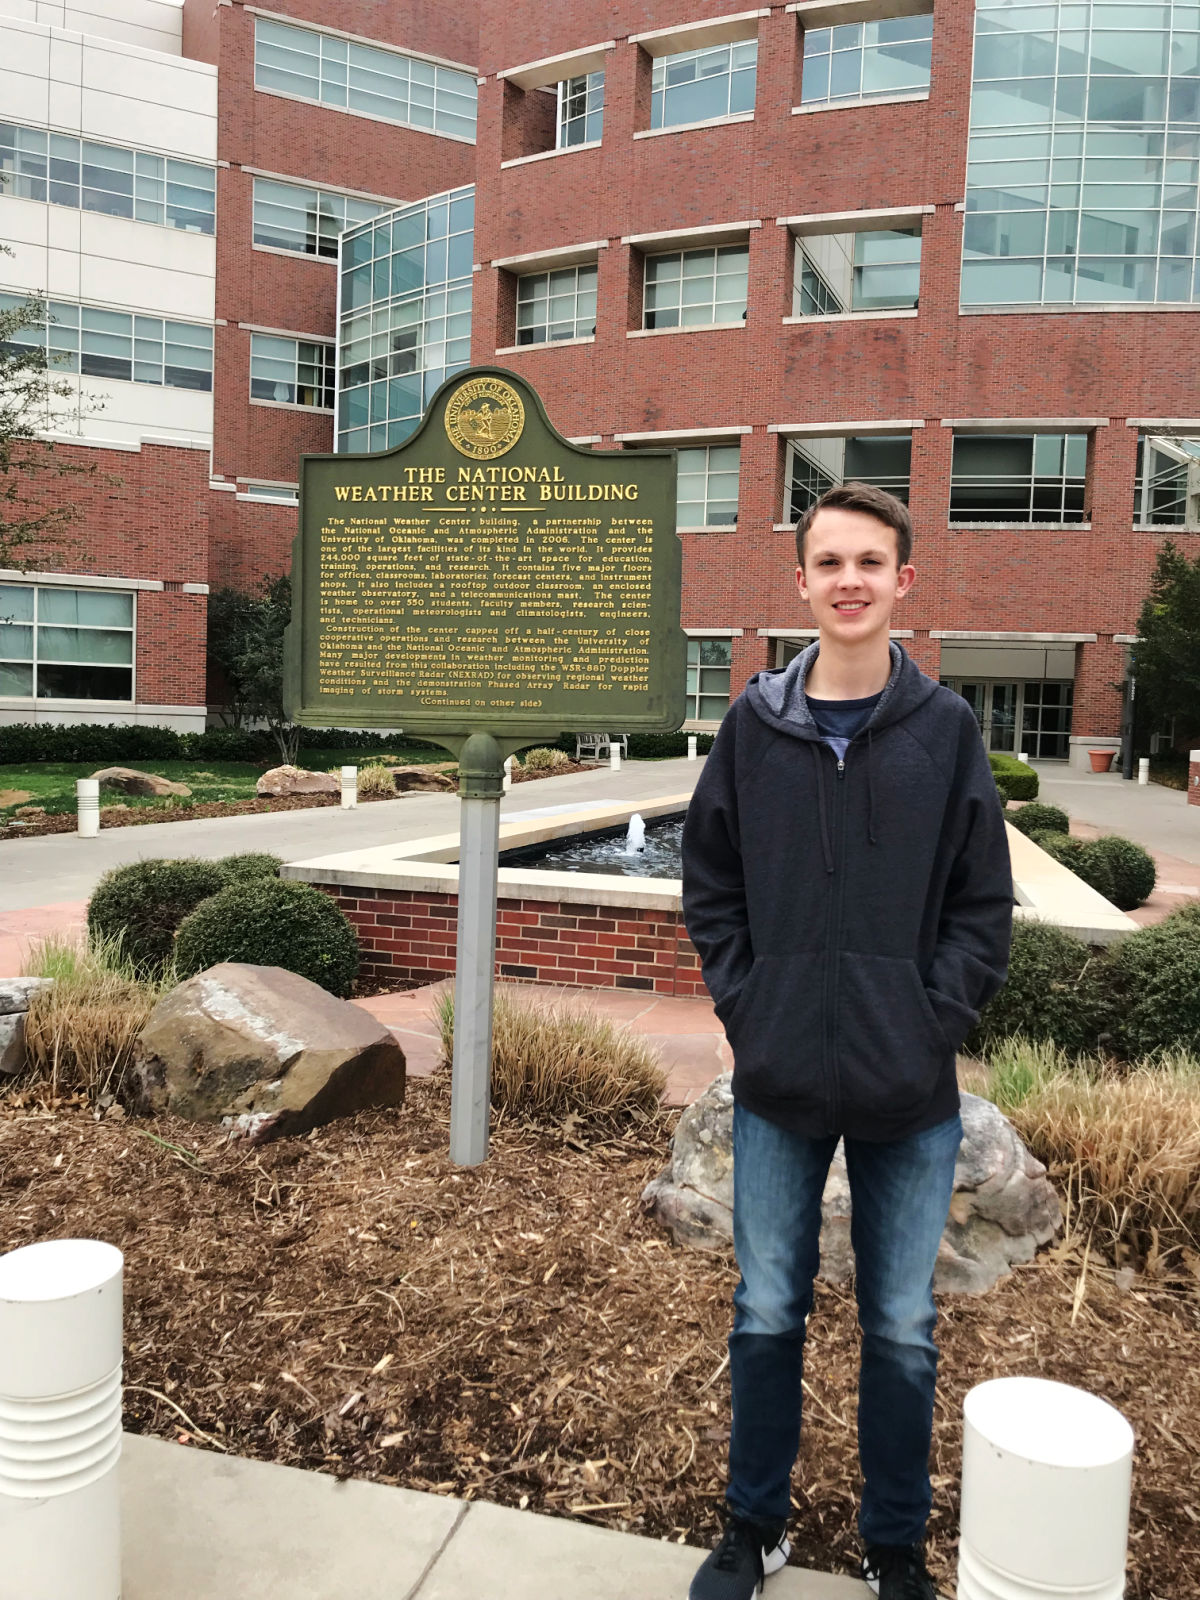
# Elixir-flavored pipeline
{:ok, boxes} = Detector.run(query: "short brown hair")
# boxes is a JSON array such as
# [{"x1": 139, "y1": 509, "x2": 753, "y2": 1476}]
[{"x1": 795, "y1": 481, "x2": 913, "y2": 568}]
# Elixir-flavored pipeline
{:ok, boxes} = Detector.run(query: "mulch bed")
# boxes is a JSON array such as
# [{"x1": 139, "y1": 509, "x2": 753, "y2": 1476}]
[{"x1": 1, "y1": 1077, "x2": 1195, "y2": 1599}]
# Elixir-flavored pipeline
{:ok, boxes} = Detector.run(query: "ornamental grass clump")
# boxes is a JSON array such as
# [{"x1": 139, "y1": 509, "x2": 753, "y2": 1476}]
[
  {"x1": 520, "y1": 746, "x2": 573, "y2": 772},
  {"x1": 970, "y1": 919, "x2": 1101, "y2": 1057},
  {"x1": 435, "y1": 988, "x2": 666, "y2": 1126},
  {"x1": 19, "y1": 931, "x2": 169, "y2": 1104},
  {"x1": 356, "y1": 763, "x2": 398, "y2": 797},
  {"x1": 174, "y1": 878, "x2": 359, "y2": 997},
  {"x1": 87, "y1": 857, "x2": 230, "y2": 975},
  {"x1": 973, "y1": 1036, "x2": 1200, "y2": 1276}
]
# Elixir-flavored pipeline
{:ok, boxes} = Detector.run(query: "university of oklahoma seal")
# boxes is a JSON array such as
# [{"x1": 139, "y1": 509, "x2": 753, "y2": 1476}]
[{"x1": 444, "y1": 375, "x2": 525, "y2": 460}]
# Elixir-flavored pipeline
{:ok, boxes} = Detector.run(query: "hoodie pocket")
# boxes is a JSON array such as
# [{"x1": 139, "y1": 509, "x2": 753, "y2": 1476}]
[
  {"x1": 836, "y1": 954, "x2": 949, "y2": 1123},
  {"x1": 724, "y1": 953, "x2": 830, "y2": 1117}
]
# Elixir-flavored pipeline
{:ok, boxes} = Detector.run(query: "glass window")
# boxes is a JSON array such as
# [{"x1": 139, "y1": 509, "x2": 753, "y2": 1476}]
[
  {"x1": 515, "y1": 264, "x2": 597, "y2": 344},
  {"x1": 0, "y1": 121, "x2": 214, "y2": 234},
  {"x1": 252, "y1": 177, "x2": 388, "y2": 257},
  {"x1": 963, "y1": 3, "x2": 1200, "y2": 307},
  {"x1": 0, "y1": 294, "x2": 212, "y2": 392},
  {"x1": 336, "y1": 187, "x2": 474, "y2": 452},
  {"x1": 950, "y1": 432, "x2": 1088, "y2": 523},
  {"x1": 793, "y1": 228, "x2": 922, "y2": 313},
  {"x1": 686, "y1": 637, "x2": 733, "y2": 722},
  {"x1": 786, "y1": 435, "x2": 912, "y2": 522},
  {"x1": 557, "y1": 72, "x2": 604, "y2": 147},
  {"x1": 677, "y1": 444, "x2": 740, "y2": 527},
  {"x1": 1134, "y1": 432, "x2": 1200, "y2": 525},
  {"x1": 240, "y1": 483, "x2": 300, "y2": 503},
  {"x1": 802, "y1": 16, "x2": 933, "y2": 106},
  {"x1": 650, "y1": 39, "x2": 757, "y2": 129},
  {"x1": 0, "y1": 583, "x2": 133, "y2": 701},
  {"x1": 643, "y1": 244, "x2": 748, "y2": 328},
  {"x1": 254, "y1": 18, "x2": 477, "y2": 141},
  {"x1": 250, "y1": 333, "x2": 335, "y2": 407}
]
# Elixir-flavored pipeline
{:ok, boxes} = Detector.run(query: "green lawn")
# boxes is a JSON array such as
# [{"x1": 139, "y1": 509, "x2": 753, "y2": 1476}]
[{"x1": 0, "y1": 746, "x2": 445, "y2": 818}]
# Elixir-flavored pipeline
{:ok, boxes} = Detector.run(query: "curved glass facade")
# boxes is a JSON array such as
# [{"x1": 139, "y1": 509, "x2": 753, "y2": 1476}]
[
  {"x1": 963, "y1": 0, "x2": 1200, "y2": 307},
  {"x1": 336, "y1": 186, "x2": 474, "y2": 453}
]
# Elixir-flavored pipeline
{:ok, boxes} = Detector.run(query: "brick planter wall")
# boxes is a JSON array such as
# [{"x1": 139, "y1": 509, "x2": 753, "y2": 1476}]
[
  {"x1": 1190, "y1": 750, "x2": 1200, "y2": 808},
  {"x1": 324, "y1": 885, "x2": 706, "y2": 996}
]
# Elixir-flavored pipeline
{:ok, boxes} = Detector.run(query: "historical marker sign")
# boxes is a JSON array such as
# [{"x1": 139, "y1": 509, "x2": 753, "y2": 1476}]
[{"x1": 283, "y1": 368, "x2": 686, "y2": 740}]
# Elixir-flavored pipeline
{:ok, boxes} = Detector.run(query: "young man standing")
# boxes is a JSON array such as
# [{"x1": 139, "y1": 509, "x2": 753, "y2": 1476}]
[{"x1": 682, "y1": 483, "x2": 1012, "y2": 1600}]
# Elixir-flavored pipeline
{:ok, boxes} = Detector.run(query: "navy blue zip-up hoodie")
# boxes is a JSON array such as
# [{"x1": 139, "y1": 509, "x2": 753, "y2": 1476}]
[{"x1": 681, "y1": 642, "x2": 1012, "y2": 1142}]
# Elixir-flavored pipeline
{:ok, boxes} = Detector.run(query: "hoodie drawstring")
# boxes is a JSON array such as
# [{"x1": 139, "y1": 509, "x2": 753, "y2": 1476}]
[
  {"x1": 867, "y1": 728, "x2": 878, "y2": 847},
  {"x1": 812, "y1": 741, "x2": 835, "y2": 874}
]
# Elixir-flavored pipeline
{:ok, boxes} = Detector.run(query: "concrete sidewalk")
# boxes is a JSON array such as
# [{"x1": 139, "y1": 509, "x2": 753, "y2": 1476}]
[
  {"x1": 120, "y1": 1432, "x2": 866, "y2": 1600},
  {"x1": 1034, "y1": 763, "x2": 1200, "y2": 865},
  {"x1": 0, "y1": 758, "x2": 704, "y2": 913}
]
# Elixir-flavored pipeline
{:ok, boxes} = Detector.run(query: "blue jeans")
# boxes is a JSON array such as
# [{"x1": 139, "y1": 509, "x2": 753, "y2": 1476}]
[{"x1": 726, "y1": 1102, "x2": 962, "y2": 1547}]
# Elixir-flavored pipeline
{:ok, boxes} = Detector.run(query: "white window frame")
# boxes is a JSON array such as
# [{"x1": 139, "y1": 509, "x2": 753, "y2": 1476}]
[
  {"x1": 0, "y1": 295, "x2": 213, "y2": 393},
  {"x1": 948, "y1": 432, "x2": 1090, "y2": 527},
  {"x1": 685, "y1": 635, "x2": 735, "y2": 726},
  {"x1": 678, "y1": 444, "x2": 741, "y2": 529},
  {"x1": 650, "y1": 38, "x2": 758, "y2": 131},
  {"x1": 642, "y1": 243, "x2": 750, "y2": 330},
  {"x1": 798, "y1": 11, "x2": 933, "y2": 111},
  {"x1": 253, "y1": 16, "x2": 477, "y2": 143},
  {"x1": 515, "y1": 263, "x2": 598, "y2": 345},
  {"x1": 252, "y1": 176, "x2": 389, "y2": 259},
  {"x1": 249, "y1": 333, "x2": 335, "y2": 410},
  {"x1": 556, "y1": 72, "x2": 605, "y2": 148},
  {"x1": 0, "y1": 582, "x2": 136, "y2": 704}
]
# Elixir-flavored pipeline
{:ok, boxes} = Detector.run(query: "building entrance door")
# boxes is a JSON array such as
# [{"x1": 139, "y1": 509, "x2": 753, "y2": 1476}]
[
  {"x1": 944, "y1": 678, "x2": 1074, "y2": 761},
  {"x1": 956, "y1": 681, "x2": 1018, "y2": 753}
]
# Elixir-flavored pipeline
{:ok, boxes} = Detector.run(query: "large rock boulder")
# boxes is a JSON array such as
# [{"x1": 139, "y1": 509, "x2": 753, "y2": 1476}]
[
  {"x1": 256, "y1": 765, "x2": 339, "y2": 796},
  {"x1": 389, "y1": 764, "x2": 456, "y2": 793},
  {"x1": 134, "y1": 963, "x2": 406, "y2": 1141},
  {"x1": 92, "y1": 766, "x2": 191, "y2": 797},
  {"x1": 642, "y1": 1076, "x2": 1062, "y2": 1295},
  {"x1": 0, "y1": 978, "x2": 53, "y2": 1076}
]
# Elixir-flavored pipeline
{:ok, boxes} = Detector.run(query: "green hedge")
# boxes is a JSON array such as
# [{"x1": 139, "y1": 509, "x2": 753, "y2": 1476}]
[
  {"x1": 0, "y1": 723, "x2": 444, "y2": 765},
  {"x1": 989, "y1": 753, "x2": 1039, "y2": 802},
  {"x1": 1009, "y1": 802, "x2": 1070, "y2": 838},
  {"x1": 1101, "y1": 911, "x2": 1200, "y2": 1058},
  {"x1": 970, "y1": 919, "x2": 1102, "y2": 1056},
  {"x1": 1086, "y1": 835, "x2": 1156, "y2": 912},
  {"x1": 87, "y1": 858, "x2": 231, "y2": 973},
  {"x1": 174, "y1": 879, "x2": 359, "y2": 997}
]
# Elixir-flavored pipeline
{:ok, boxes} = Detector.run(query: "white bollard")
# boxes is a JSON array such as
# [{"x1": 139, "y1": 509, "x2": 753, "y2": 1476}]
[
  {"x1": 1017, "y1": 751, "x2": 1028, "y2": 767},
  {"x1": 76, "y1": 779, "x2": 99, "y2": 839},
  {"x1": 502, "y1": 756, "x2": 513, "y2": 792},
  {"x1": 1138, "y1": 757, "x2": 1149, "y2": 786},
  {"x1": 0, "y1": 1239, "x2": 125, "y2": 1600},
  {"x1": 687, "y1": 735, "x2": 698, "y2": 761},
  {"x1": 340, "y1": 765, "x2": 358, "y2": 809},
  {"x1": 959, "y1": 1377, "x2": 1133, "y2": 1600},
  {"x1": 609, "y1": 746, "x2": 621, "y2": 772}
]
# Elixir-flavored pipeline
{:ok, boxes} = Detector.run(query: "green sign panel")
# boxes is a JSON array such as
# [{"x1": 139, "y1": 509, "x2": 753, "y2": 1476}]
[{"x1": 283, "y1": 368, "x2": 686, "y2": 741}]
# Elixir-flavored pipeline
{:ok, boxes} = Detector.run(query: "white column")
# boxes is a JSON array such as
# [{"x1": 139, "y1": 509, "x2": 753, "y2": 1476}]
[
  {"x1": 958, "y1": 1376, "x2": 1133, "y2": 1600},
  {"x1": 0, "y1": 1239, "x2": 124, "y2": 1600},
  {"x1": 340, "y1": 766, "x2": 358, "y2": 809},
  {"x1": 502, "y1": 756, "x2": 513, "y2": 792},
  {"x1": 1137, "y1": 757, "x2": 1149, "y2": 785},
  {"x1": 1017, "y1": 750, "x2": 1028, "y2": 766},
  {"x1": 450, "y1": 792, "x2": 500, "y2": 1166},
  {"x1": 76, "y1": 780, "x2": 99, "y2": 839},
  {"x1": 687, "y1": 735, "x2": 698, "y2": 760},
  {"x1": 609, "y1": 745, "x2": 621, "y2": 772}
]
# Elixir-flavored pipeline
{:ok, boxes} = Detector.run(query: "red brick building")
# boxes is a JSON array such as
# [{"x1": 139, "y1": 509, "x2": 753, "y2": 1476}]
[{"x1": 5, "y1": 0, "x2": 1196, "y2": 761}]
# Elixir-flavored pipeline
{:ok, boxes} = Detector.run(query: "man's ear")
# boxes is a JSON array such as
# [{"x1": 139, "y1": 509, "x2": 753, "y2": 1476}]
[
  {"x1": 795, "y1": 564, "x2": 809, "y2": 602},
  {"x1": 895, "y1": 562, "x2": 916, "y2": 599}
]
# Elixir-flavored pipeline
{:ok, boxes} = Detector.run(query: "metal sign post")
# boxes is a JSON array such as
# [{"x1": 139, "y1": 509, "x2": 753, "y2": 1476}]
[{"x1": 283, "y1": 367, "x2": 686, "y2": 1165}]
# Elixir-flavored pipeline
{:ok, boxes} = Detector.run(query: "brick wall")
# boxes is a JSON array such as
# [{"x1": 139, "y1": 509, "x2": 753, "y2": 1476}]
[{"x1": 324, "y1": 884, "x2": 706, "y2": 996}]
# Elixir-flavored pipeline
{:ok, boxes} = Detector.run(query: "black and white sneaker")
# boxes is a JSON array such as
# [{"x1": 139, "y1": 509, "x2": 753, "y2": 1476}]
[
  {"x1": 688, "y1": 1514, "x2": 790, "y2": 1600},
  {"x1": 860, "y1": 1544, "x2": 937, "y2": 1600}
]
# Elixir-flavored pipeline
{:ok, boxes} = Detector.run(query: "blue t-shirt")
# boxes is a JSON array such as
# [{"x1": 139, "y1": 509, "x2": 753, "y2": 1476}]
[{"x1": 807, "y1": 692, "x2": 882, "y2": 761}]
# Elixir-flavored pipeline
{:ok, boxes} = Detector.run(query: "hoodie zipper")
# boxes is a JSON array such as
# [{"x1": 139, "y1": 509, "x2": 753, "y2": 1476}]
[{"x1": 821, "y1": 745, "x2": 849, "y2": 1132}]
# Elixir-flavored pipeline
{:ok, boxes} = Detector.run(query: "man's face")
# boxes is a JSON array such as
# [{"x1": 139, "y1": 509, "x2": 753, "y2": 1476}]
[{"x1": 796, "y1": 507, "x2": 915, "y2": 643}]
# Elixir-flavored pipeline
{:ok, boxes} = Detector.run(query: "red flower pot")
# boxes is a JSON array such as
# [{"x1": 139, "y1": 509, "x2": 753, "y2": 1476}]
[{"x1": 1088, "y1": 749, "x2": 1116, "y2": 773}]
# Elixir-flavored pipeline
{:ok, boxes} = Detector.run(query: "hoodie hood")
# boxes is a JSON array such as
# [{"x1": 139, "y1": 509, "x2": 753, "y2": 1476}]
[{"x1": 746, "y1": 640, "x2": 938, "y2": 739}]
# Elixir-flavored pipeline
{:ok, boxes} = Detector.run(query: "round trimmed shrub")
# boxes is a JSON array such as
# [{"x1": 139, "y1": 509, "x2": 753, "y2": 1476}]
[
  {"x1": 217, "y1": 852, "x2": 282, "y2": 883},
  {"x1": 1085, "y1": 835, "x2": 1156, "y2": 911},
  {"x1": 87, "y1": 858, "x2": 230, "y2": 973},
  {"x1": 970, "y1": 919, "x2": 1102, "y2": 1057},
  {"x1": 1010, "y1": 802, "x2": 1070, "y2": 838},
  {"x1": 1030, "y1": 832, "x2": 1118, "y2": 903},
  {"x1": 1101, "y1": 916, "x2": 1200, "y2": 1058},
  {"x1": 174, "y1": 878, "x2": 359, "y2": 997}
]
